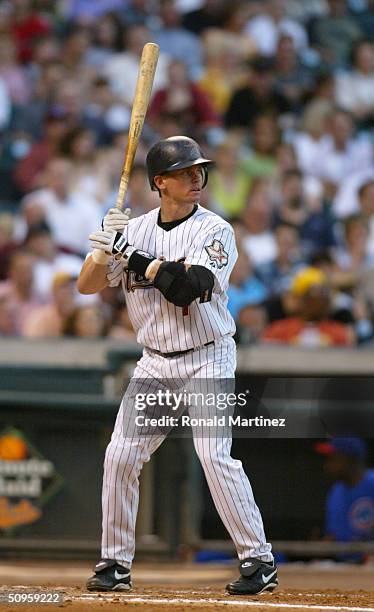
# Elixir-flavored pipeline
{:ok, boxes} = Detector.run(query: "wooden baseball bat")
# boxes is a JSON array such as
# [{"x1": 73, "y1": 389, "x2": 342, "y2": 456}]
[
  {"x1": 91, "y1": 43, "x2": 159, "y2": 264},
  {"x1": 115, "y1": 42, "x2": 159, "y2": 210}
]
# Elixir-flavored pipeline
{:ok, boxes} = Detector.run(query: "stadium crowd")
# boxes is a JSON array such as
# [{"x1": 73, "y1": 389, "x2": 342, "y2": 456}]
[{"x1": 0, "y1": 0, "x2": 374, "y2": 347}]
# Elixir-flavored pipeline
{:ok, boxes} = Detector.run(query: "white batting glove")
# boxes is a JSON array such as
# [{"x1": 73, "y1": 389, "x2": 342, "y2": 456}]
[
  {"x1": 102, "y1": 208, "x2": 131, "y2": 232},
  {"x1": 89, "y1": 230, "x2": 115, "y2": 252},
  {"x1": 89, "y1": 230, "x2": 131, "y2": 262}
]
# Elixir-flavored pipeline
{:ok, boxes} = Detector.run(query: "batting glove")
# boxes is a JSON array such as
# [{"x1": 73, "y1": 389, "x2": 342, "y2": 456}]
[
  {"x1": 102, "y1": 208, "x2": 131, "y2": 232},
  {"x1": 89, "y1": 230, "x2": 130, "y2": 260},
  {"x1": 89, "y1": 230, "x2": 156, "y2": 274}
]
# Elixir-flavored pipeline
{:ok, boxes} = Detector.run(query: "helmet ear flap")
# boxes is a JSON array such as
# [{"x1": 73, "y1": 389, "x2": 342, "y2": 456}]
[
  {"x1": 202, "y1": 165, "x2": 208, "y2": 188},
  {"x1": 151, "y1": 175, "x2": 162, "y2": 196}
]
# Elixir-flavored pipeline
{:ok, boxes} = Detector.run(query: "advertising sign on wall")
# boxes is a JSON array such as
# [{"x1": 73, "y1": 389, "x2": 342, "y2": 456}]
[{"x1": 0, "y1": 427, "x2": 63, "y2": 532}]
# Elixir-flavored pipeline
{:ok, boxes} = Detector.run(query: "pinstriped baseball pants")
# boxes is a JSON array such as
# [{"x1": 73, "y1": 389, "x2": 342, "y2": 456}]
[{"x1": 101, "y1": 335, "x2": 273, "y2": 566}]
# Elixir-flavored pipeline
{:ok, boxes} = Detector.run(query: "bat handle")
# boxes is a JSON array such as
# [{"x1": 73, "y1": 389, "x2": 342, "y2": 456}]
[{"x1": 116, "y1": 172, "x2": 130, "y2": 210}]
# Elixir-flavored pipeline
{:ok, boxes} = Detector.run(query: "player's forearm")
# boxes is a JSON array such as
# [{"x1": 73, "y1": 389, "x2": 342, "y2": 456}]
[
  {"x1": 145, "y1": 259, "x2": 163, "y2": 280},
  {"x1": 77, "y1": 254, "x2": 109, "y2": 294},
  {"x1": 145, "y1": 260, "x2": 191, "y2": 281}
]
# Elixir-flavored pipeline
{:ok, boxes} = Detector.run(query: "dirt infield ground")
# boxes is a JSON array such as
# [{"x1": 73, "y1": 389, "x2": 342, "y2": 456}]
[{"x1": 0, "y1": 561, "x2": 374, "y2": 611}]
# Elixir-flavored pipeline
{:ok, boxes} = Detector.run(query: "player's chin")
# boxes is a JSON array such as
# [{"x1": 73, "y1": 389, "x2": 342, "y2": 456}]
[{"x1": 187, "y1": 189, "x2": 201, "y2": 200}]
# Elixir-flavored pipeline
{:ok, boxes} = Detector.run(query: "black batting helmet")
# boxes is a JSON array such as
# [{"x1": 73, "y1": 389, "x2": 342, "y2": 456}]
[{"x1": 146, "y1": 136, "x2": 213, "y2": 191}]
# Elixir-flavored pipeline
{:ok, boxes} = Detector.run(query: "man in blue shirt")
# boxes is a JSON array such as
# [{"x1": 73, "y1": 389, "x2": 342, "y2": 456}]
[{"x1": 316, "y1": 438, "x2": 374, "y2": 550}]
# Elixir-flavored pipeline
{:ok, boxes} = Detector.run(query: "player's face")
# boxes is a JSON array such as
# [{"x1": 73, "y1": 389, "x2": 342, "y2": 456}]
[
  {"x1": 301, "y1": 286, "x2": 330, "y2": 321},
  {"x1": 324, "y1": 453, "x2": 350, "y2": 481},
  {"x1": 156, "y1": 165, "x2": 204, "y2": 203}
]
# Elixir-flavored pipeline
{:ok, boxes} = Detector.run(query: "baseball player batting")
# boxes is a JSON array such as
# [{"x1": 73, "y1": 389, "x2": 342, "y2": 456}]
[{"x1": 77, "y1": 136, "x2": 277, "y2": 595}]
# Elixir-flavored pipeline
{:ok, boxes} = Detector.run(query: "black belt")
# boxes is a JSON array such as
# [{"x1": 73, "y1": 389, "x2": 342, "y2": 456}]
[{"x1": 146, "y1": 341, "x2": 215, "y2": 359}]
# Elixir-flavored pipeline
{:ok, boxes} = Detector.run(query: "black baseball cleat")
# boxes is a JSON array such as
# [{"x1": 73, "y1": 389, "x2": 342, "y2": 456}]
[
  {"x1": 226, "y1": 558, "x2": 278, "y2": 595},
  {"x1": 86, "y1": 559, "x2": 132, "y2": 592}
]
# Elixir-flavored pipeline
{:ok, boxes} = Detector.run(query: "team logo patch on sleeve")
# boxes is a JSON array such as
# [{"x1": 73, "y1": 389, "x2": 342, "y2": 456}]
[{"x1": 205, "y1": 240, "x2": 228, "y2": 269}]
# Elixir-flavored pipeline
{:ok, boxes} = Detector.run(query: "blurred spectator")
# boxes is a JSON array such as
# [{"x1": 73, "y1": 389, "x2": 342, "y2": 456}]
[
  {"x1": 82, "y1": 77, "x2": 130, "y2": 143},
  {"x1": 262, "y1": 267, "x2": 354, "y2": 346},
  {"x1": 273, "y1": 35, "x2": 313, "y2": 112},
  {"x1": 332, "y1": 170, "x2": 374, "y2": 220},
  {"x1": 335, "y1": 40, "x2": 374, "y2": 128},
  {"x1": 315, "y1": 438, "x2": 374, "y2": 549},
  {"x1": 292, "y1": 75, "x2": 334, "y2": 178},
  {"x1": 210, "y1": 1, "x2": 256, "y2": 62},
  {"x1": 198, "y1": 30, "x2": 243, "y2": 115},
  {"x1": 274, "y1": 169, "x2": 336, "y2": 256},
  {"x1": 60, "y1": 0, "x2": 126, "y2": 23},
  {"x1": 85, "y1": 13, "x2": 123, "y2": 68},
  {"x1": 275, "y1": 141, "x2": 298, "y2": 173},
  {"x1": 149, "y1": 59, "x2": 219, "y2": 136},
  {"x1": 30, "y1": 34, "x2": 61, "y2": 74},
  {"x1": 268, "y1": 141, "x2": 300, "y2": 201},
  {"x1": 201, "y1": 4, "x2": 257, "y2": 107},
  {"x1": 182, "y1": 0, "x2": 223, "y2": 35},
  {"x1": 0, "y1": 213, "x2": 17, "y2": 280},
  {"x1": 357, "y1": 181, "x2": 374, "y2": 257},
  {"x1": 256, "y1": 223, "x2": 305, "y2": 296},
  {"x1": 0, "y1": 128, "x2": 34, "y2": 204},
  {"x1": 0, "y1": 251, "x2": 42, "y2": 336},
  {"x1": 148, "y1": 110, "x2": 186, "y2": 140},
  {"x1": 23, "y1": 271, "x2": 78, "y2": 337},
  {"x1": 241, "y1": 180, "x2": 277, "y2": 266},
  {"x1": 228, "y1": 247, "x2": 268, "y2": 342},
  {"x1": 0, "y1": 74, "x2": 10, "y2": 129},
  {"x1": 309, "y1": 249, "x2": 374, "y2": 346},
  {"x1": 13, "y1": 60, "x2": 66, "y2": 138},
  {"x1": 207, "y1": 137, "x2": 251, "y2": 218},
  {"x1": 63, "y1": 304, "x2": 108, "y2": 337},
  {"x1": 305, "y1": 70, "x2": 336, "y2": 107},
  {"x1": 309, "y1": 0, "x2": 363, "y2": 68},
  {"x1": 0, "y1": 35, "x2": 31, "y2": 105},
  {"x1": 228, "y1": 247, "x2": 268, "y2": 320},
  {"x1": 24, "y1": 222, "x2": 83, "y2": 301},
  {"x1": 101, "y1": 130, "x2": 153, "y2": 209},
  {"x1": 14, "y1": 108, "x2": 69, "y2": 194},
  {"x1": 352, "y1": 0, "x2": 374, "y2": 40},
  {"x1": 60, "y1": 26, "x2": 94, "y2": 94},
  {"x1": 281, "y1": 0, "x2": 327, "y2": 25},
  {"x1": 237, "y1": 303, "x2": 268, "y2": 344},
  {"x1": 230, "y1": 216, "x2": 247, "y2": 244},
  {"x1": 358, "y1": 179, "x2": 374, "y2": 219},
  {"x1": 225, "y1": 56, "x2": 291, "y2": 130},
  {"x1": 242, "y1": 114, "x2": 279, "y2": 179},
  {"x1": 102, "y1": 25, "x2": 170, "y2": 106},
  {"x1": 11, "y1": 0, "x2": 52, "y2": 63},
  {"x1": 124, "y1": 163, "x2": 159, "y2": 216},
  {"x1": 119, "y1": 0, "x2": 155, "y2": 28},
  {"x1": 334, "y1": 214, "x2": 374, "y2": 274},
  {"x1": 108, "y1": 302, "x2": 137, "y2": 341},
  {"x1": 0, "y1": 294, "x2": 15, "y2": 336},
  {"x1": 54, "y1": 77, "x2": 86, "y2": 123},
  {"x1": 20, "y1": 157, "x2": 102, "y2": 256},
  {"x1": 314, "y1": 108, "x2": 373, "y2": 198},
  {"x1": 58, "y1": 126, "x2": 111, "y2": 205},
  {"x1": 153, "y1": 0, "x2": 203, "y2": 79},
  {"x1": 245, "y1": 0, "x2": 308, "y2": 57}
]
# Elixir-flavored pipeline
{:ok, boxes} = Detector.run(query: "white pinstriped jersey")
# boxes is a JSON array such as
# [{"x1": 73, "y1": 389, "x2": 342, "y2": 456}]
[{"x1": 106, "y1": 204, "x2": 237, "y2": 352}]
